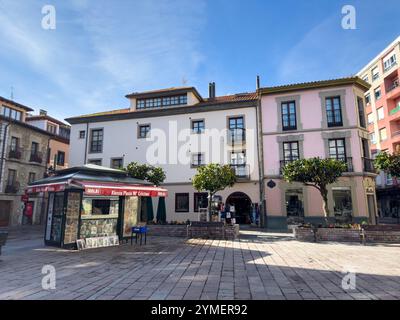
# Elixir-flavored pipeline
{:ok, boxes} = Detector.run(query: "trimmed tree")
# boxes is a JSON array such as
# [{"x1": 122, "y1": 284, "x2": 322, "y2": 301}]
[
  {"x1": 374, "y1": 151, "x2": 400, "y2": 178},
  {"x1": 282, "y1": 157, "x2": 346, "y2": 224},
  {"x1": 192, "y1": 164, "x2": 237, "y2": 220},
  {"x1": 125, "y1": 162, "x2": 166, "y2": 186}
]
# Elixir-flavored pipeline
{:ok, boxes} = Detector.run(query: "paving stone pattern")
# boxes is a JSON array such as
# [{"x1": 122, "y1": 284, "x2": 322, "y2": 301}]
[{"x1": 0, "y1": 228, "x2": 399, "y2": 300}]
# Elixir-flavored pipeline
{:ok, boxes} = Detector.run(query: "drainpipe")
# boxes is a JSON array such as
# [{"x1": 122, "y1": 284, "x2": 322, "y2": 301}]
[
  {"x1": 255, "y1": 75, "x2": 267, "y2": 228},
  {"x1": 0, "y1": 121, "x2": 10, "y2": 191},
  {"x1": 84, "y1": 122, "x2": 89, "y2": 164}
]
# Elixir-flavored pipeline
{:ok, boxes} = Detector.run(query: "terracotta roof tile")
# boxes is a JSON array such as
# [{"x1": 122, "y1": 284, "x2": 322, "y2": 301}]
[
  {"x1": 202, "y1": 92, "x2": 257, "y2": 104},
  {"x1": 26, "y1": 115, "x2": 70, "y2": 127},
  {"x1": 70, "y1": 108, "x2": 131, "y2": 119},
  {"x1": 66, "y1": 92, "x2": 257, "y2": 122}
]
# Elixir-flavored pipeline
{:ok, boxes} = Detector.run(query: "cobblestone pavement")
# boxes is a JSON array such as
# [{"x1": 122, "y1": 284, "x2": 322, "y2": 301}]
[{"x1": 0, "y1": 228, "x2": 400, "y2": 300}]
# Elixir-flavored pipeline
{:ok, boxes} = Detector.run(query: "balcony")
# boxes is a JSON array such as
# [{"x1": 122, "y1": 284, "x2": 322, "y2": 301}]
[
  {"x1": 227, "y1": 129, "x2": 246, "y2": 145},
  {"x1": 386, "y1": 79, "x2": 400, "y2": 101},
  {"x1": 230, "y1": 164, "x2": 250, "y2": 180},
  {"x1": 280, "y1": 158, "x2": 353, "y2": 174},
  {"x1": 8, "y1": 147, "x2": 23, "y2": 160},
  {"x1": 341, "y1": 157, "x2": 354, "y2": 172},
  {"x1": 29, "y1": 152, "x2": 43, "y2": 164},
  {"x1": 5, "y1": 181, "x2": 20, "y2": 194},
  {"x1": 362, "y1": 157, "x2": 376, "y2": 173}
]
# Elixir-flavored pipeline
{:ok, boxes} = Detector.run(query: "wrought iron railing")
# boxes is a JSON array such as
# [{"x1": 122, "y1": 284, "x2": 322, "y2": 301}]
[
  {"x1": 29, "y1": 151, "x2": 43, "y2": 164},
  {"x1": 230, "y1": 164, "x2": 250, "y2": 180},
  {"x1": 362, "y1": 157, "x2": 376, "y2": 173},
  {"x1": 280, "y1": 157, "x2": 354, "y2": 174},
  {"x1": 8, "y1": 147, "x2": 23, "y2": 160},
  {"x1": 5, "y1": 181, "x2": 20, "y2": 194}
]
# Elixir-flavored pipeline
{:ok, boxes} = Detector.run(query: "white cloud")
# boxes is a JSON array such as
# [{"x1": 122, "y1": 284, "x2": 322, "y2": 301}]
[
  {"x1": 0, "y1": 0, "x2": 207, "y2": 117},
  {"x1": 277, "y1": 13, "x2": 369, "y2": 84}
]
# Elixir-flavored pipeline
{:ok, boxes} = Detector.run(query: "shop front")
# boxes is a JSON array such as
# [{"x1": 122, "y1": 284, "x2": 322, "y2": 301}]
[{"x1": 25, "y1": 165, "x2": 167, "y2": 249}]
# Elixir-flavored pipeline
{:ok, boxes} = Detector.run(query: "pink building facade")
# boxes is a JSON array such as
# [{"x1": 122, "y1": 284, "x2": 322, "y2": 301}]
[
  {"x1": 357, "y1": 36, "x2": 400, "y2": 221},
  {"x1": 259, "y1": 78, "x2": 378, "y2": 229}
]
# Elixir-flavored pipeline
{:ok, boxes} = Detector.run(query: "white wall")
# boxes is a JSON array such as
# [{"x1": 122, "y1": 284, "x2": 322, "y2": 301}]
[
  {"x1": 26, "y1": 119, "x2": 47, "y2": 131},
  {"x1": 69, "y1": 106, "x2": 259, "y2": 184}
]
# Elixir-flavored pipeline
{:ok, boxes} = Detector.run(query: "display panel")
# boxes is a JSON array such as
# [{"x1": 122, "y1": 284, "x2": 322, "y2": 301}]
[
  {"x1": 123, "y1": 196, "x2": 139, "y2": 237},
  {"x1": 63, "y1": 192, "x2": 82, "y2": 245},
  {"x1": 80, "y1": 196, "x2": 119, "y2": 239}
]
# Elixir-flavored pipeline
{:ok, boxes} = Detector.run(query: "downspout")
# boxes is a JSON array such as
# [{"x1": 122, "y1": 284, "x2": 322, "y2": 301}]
[
  {"x1": 84, "y1": 122, "x2": 89, "y2": 164},
  {"x1": 255, "y1": 76, "x2": 267, "y2": 228},
  {"x1": 0, "y1": 121, "x2": 10, "y2": 191}
]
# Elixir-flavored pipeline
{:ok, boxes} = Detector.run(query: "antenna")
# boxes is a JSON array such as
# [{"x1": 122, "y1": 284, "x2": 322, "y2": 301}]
[
  {"x1": 182, "y1": 77, "x2": 188, "y2": 86},
  {"x1": 10, "y1": 86, "x2": 14, "y2": 100}
]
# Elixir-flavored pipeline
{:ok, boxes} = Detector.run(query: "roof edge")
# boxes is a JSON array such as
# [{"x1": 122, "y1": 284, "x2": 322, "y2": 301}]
[
  {"x1": 258, "y1": 77, "x2": 370, "y2": 95},
  {"x1": 0, "y1": 96, "x2": 34, "y2": 112},
  {"x1": 125, "y1": 87, "x2": 203, "y2": 102}
]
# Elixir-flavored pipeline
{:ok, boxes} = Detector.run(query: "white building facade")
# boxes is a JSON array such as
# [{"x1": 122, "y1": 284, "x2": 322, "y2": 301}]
[{"x1": 66, "y1": 86, "x2": 261, "y2": 223}]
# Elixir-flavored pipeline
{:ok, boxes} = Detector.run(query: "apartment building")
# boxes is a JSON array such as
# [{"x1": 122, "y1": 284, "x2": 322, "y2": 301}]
[
  {"x1": 357, "y1": 36, "x2": 400, "y2": 220},
  {"x1": 66, "y1": 85, "x2": 261, "y2": 224},
  {"x1": 26, "y1": 109, "x2": 70, "y2": 170},
  {"x1": 0, "y1": 96, "x2": 53, "y2": 226},
  {"x1": 259, "y1": 77, "x2": 377, "y2": 229}
]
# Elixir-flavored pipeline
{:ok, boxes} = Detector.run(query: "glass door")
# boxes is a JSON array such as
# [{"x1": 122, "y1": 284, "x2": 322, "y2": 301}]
[{"x1": 45, "y1": 192, "x2": 65, "y2": 246}]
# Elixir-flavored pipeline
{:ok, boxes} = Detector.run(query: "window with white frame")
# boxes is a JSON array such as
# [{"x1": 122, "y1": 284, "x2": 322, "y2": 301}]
[
  {"x1": 377, "y1": 107, "x2": 385, "y2": 120},
  {"x1": 383, "y1": 54, "x2": 397, "y2": 71},
  {"x1": 2, "y1": 105, "x2": 22, "y2": 121},
  {"x1": 365, "y1": 93, "x2": 371, "y2": 105},
  {"x1": 379, "y1": 127, "x2": 387, "y2": 141},
  {"x1": 191, "y1": 153, "x2": 205, "y2": 167},
  {"x1": 367, "y1": 113, "x2": 374, "y2": 124},
  {"x1": 369, "y1": 132, "x2": 376, "y2": 145},
  {"x1": 374, "y1": 87, "x2": 381, "y2": 100},
  {"x1": 138, "y1": 124, "x2": 151, "y2": 139},
  {"x1": 372, "y1": 66, "x2": 379, "y2": 81}
]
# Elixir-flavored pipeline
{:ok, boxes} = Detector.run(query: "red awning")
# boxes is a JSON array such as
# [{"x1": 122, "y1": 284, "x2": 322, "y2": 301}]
[
  {"x1": 74, "y1": 181, "x2": 168, "y2": 197},
  {"x1": 26, "y1": 182, "x2": 68, "y2": 194},
  {"x1": 26, "y1": 180, "x2": 168, "y2": 197}
]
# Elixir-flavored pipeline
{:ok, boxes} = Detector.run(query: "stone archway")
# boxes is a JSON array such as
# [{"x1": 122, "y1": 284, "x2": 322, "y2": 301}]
[{"x1": 226, "y1": 192, "x2": 252, "y2": 224}]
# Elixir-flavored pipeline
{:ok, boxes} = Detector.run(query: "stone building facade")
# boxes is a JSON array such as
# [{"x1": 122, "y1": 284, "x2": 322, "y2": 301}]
[{"x1": 0, "y1": 96, "x2": 52, "y2": 226}]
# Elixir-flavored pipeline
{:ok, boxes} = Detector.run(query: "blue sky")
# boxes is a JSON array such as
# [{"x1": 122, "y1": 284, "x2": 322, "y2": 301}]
[{"x1": 0, "y1": 0, "x2": 399, "y2": 121}]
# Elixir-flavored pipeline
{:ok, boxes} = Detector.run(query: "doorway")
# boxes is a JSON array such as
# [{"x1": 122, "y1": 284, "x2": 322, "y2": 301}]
[
  {"x1": 367, "y1": 194, "x2": 377, "y2": 225},
  {"x1": 226, "y1": 192, "x2": 252, "y2": 224},
  {"x1": 0, "y1": 201, "x2": 11, "y2": 227}
]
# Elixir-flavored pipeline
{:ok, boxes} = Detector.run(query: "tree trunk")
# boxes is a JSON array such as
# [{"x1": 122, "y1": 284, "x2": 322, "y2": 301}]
[
  {"x1": 321, "y1": 188, "x2": 330, "y2": 225},
  {"x1": 208, "y1": 192, "x2": 213, "y2": 221}
]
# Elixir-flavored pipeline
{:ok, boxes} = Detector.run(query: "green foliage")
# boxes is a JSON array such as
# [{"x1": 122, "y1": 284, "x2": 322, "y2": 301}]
[
  {"x1": 374, "y1": 152, "x2": 400, "y2": 178},
  {"x1": 282, "y1": 158, "x2": 346, "y2": 221},
  {"x1": 282, "y1": 157, "x2": 346, "y2": 187},
  {"x1": 125, "y1": 162, "x2": 166, "y2": 186},
  {"x1": 192, "y1": 163, "x2": 237, "y2": 196},
  {"x1": 147, "y1": 166, "x2": 167, "y2": 186}
]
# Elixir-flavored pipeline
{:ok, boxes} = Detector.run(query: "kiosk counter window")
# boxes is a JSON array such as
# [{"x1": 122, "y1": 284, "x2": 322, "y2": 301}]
[{"x1": 80, "y1": 197, "x2": 120, "y2": 239}]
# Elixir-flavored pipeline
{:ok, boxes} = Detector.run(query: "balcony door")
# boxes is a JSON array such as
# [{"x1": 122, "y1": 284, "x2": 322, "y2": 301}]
[{"x1": 230, "y1": 151, "x2": 246, "y2": 177}]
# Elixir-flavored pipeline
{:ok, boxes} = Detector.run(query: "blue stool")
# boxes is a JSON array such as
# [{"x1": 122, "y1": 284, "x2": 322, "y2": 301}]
[{"x1": 131, "y1": 226, "x2": 147, "y2": 245}]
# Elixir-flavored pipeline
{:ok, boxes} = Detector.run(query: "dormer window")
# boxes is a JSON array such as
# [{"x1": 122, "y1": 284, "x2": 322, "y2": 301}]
[
  {"x1": 47, "y1": 123, "x2": 57, "y2": 134},
  {"x1": 136, "y1": 94, "x2": 187, "y2": 110},
  {"x1": 2, "y1": 105, "x2": 22, "y2": 121}
]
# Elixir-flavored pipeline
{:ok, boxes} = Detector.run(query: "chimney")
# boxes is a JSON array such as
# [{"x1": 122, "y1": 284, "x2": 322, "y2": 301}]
[
  {"x1": 213, "y1": 82, "x2": 216, "y2": 98},
  {"x1": 39, "y1": 109, "x2": 47, "y2": 116},
  {"x1": 208, "y1": 82, "x2": 216, "y2": 99},
  {"x1": 256, "y1": 75, "x2": 260, "y2": 90}
]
